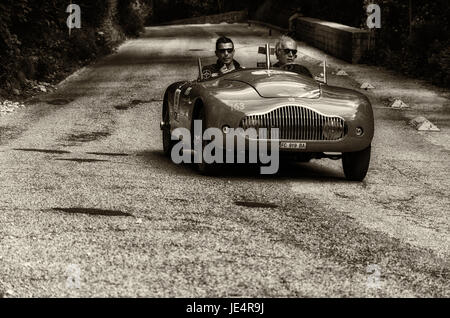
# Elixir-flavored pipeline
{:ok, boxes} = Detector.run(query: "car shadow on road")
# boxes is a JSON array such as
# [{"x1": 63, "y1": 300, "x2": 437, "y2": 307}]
[
  {"x1": 212, "y1": 159, "x2": 346, "y2": 182},
  {"x1": 138, "y1": 150, "x2": 346, "y2": 182}
]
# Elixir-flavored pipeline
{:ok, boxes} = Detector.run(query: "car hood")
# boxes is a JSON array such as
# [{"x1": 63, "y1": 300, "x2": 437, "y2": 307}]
[
  {"x1": 223, "y1": 69, "x2": 320, "y2": 99},
  {"x1": 202, "y1": 80, "x2": 369, "y2": 120}
]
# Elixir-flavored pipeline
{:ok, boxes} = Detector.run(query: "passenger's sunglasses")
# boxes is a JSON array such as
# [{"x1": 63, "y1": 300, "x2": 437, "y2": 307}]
[
  {"x1": 218, "y1": 48, "x2": 234, "y2": 54},
  {"x1": 283, "y1": 49, "x2": 297, "y2": 55}
]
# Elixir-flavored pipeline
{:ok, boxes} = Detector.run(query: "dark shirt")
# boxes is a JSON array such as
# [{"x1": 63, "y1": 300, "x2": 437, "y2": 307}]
[
  {"x1": 201, "y1": 59, "x2": 242, "y2": 79},
  {"x1": 272, "y1": 61, "x2": 282, "y2": 68}
]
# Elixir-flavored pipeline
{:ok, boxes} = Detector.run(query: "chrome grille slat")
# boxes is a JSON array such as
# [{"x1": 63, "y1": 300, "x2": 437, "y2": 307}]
[
  {"x1": 314, "y1": 111, "x2": 318, "y2": 140},
  {"x1": 293, "y1": 106, "x2": 297, "y2": 140},
  {"x1": 309, "y1": 109, "x2": 312, "y2": 139},
  {"x1": 291, "y1": 106, "x2": 294, "y2": 140},
  {"x1": 292, "y1": 107, "x2": 298, "y2": 139},
  {"x1": 306, "y1": 108, "x2": 310, "y2": 140},
  {"x1": 292, "y1": 106, "x2": 296, "y2": 140},
  {"x1": 279, "y1": 108, "x2": 283, "y2": 139},
  {"x1": 304, "y1": 108, "x2": 308, "y2": 140},
  {"x1": 300, "y1": 107, "x2": 305, "y2": 140},
  {"x1": 292, "y1": 106, "x2": 295, "y2": 140},
  {"x1": 287, "y1": 106, "x2": 291, "y2": 140},
  {"x1": 239, "y1": 105, "x2": 345, "y2": 141},
  {"x1": 313, "y1": 111, "x2": 316, "y2": 140},
  {"x1": 321, "y1": 114, "x2": 324, "y2": 140},
  {"x1": 286, "y1": 107, "x2": 289, "y2": 140},
  {"x1": 304, "y1": 108, "x2": 307, "y2": 140},
  {"x1": 286, "y1": 106, "x2": 290, "y2": 140},
  {"x1": 284, "y1": 106, "x2": 288, "y2": 140}
]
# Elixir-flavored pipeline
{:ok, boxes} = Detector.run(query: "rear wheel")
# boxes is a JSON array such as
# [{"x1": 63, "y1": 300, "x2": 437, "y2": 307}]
[
  {"x1": 342, "y1": 145, "x2": 371, "y2": 181},
  {"x1": 162, "y1": 102, "x2": 174, "y2": 157}
]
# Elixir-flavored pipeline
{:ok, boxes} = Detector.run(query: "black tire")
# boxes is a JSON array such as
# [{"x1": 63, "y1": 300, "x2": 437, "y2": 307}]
[
  {"x1": 342, "y1": 145, "x2": 371, "y2": 181},
  {"x1": 162, "y1": 102, "x2": 174, "y2": 157}
]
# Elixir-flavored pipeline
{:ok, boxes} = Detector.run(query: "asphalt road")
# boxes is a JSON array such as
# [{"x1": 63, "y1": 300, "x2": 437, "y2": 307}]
[{"x1": 0, "y1": 24, "x2": 449, "y2": 297}]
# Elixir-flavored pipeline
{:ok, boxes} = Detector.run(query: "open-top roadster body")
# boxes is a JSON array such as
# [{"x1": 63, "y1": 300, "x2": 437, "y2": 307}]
[{"x1": 161, "y1": 47, "x2": 374, "y2": 180}]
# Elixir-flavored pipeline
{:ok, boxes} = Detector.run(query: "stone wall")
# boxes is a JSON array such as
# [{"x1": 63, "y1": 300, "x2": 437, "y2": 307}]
[{"x1": 293, "y1": 17, "x2": 373, "y2": 63}]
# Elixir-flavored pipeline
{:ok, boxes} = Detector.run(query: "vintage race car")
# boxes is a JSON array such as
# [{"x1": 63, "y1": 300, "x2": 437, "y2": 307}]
[{"x1": 161, "y1": 47, "x2": 374, "y2": 181}]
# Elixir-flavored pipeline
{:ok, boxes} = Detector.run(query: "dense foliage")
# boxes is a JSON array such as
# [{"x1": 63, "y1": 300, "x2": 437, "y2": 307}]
[
  {"x1": 151, "y1": 0, "x2": 245, "y2": 23},
  {"x1": 363, "y1": 0, "x2": 450, "y2": 87},
  {"x1": 118, "y1": 0, "x2": 151, "y2": 36},
  {"x1": 0, "y1": 0, "x2": 148, "y2": 95},
  {"x1": 245, "y1": 0, "x2": 365, "y2": 28}
]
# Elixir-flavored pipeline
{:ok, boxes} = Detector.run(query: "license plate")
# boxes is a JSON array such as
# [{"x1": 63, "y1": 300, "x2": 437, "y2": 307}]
[{"x1": 280, "y1": 142, "x2": 307, "y2": 150}]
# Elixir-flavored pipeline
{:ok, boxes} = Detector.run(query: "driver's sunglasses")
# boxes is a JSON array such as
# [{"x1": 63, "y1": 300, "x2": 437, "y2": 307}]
[
  {"x1": 218, "y1": 48, "x2": 234, "y2": 54},
  {"x1": 283, "y1": 49, "x2": 297, "y2": 55}
]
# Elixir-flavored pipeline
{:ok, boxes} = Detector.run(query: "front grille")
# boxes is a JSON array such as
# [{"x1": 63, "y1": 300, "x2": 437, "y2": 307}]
[{"x1": 239, "y1": 105, "x2": 345, "y2": 141}]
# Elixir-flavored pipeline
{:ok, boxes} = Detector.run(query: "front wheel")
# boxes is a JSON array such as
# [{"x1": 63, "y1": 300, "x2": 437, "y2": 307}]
[{"x1": 342, "y1": 145, "x2": 371, "y2": 181}]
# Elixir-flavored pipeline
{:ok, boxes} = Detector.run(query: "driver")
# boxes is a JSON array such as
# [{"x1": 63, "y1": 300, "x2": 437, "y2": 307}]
[
  {"x1": 201, "y1": 36, "x2": 242, "y2": 79},
  {"x1": 273, "y1": 35, "x2": 298, "y2": 67}
]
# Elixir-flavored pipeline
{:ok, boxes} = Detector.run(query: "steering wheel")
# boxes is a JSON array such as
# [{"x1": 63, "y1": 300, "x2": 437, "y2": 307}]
[
  {"x1": 202, "y1": 69, "x2": 212, "y2": 79},
  {"x1": 281, "y1": 63, "x2": 313, "y2": 78}
]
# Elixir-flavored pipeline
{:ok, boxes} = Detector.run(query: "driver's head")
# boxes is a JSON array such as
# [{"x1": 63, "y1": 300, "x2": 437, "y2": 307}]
[
  {"x1": 275, "y1": 35, "x2": 298, "y2": 65},
  {"x1": 215, "y1": 36, "x2": 235, "y2": 66}
]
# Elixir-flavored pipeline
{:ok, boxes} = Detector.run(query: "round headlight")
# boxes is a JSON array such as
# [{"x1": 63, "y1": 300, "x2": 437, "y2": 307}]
[{"x1": 323, "y1": 121, "x2": 344, "y2": 140}]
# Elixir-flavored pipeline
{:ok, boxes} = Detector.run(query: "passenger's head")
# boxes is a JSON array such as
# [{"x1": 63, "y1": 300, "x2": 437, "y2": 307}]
[
  {"x1": 275, "y1": 35, "x2": 298, "y2": 65},
  {"x1": 215, "y1": 36, "x2": 235, "y2": 66}
]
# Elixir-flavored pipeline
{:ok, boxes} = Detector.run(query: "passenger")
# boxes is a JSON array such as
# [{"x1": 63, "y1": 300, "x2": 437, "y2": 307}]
[
  {"x1": 201, "y1": 36, "x2": 242, "y2": 79},
  {"x1": 273, "y1": 35, "x2": 299, "y2": 67},
  {"x1": 273, "y1": 35, "x2": 312, "y2": 78}
]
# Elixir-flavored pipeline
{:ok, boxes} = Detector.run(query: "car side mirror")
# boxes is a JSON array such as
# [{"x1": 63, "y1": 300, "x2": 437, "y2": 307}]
[
  {"x1": 258, "y1": 46, "x2": 275, "y2": 55},
  {"x1": 314, "y1": 60, "x2": 328, "y2": 84},
  {"x1": 257, "y1": 44, "x2": 274, "y2": 70}
]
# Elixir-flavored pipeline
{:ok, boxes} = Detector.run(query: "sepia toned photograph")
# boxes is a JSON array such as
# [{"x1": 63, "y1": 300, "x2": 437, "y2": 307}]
[{"x1": 0, "y1": 0, "x2": 448, "y2": 301}]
